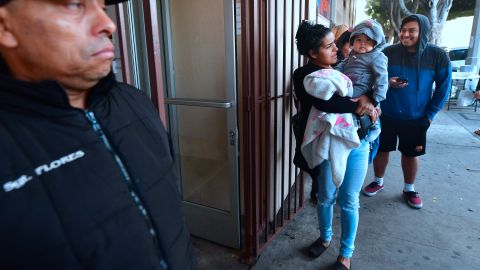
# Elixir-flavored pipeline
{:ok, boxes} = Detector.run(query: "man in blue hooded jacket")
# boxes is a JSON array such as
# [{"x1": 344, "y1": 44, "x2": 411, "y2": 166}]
[{"x1": 362, "y1": 14, "x2": 451, "y2": 209}]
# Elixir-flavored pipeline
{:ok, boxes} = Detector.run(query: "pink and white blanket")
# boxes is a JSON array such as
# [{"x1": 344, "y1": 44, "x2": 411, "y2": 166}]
[{"x1": 300, "y1": 69, "x2": 360, "y2": 187}]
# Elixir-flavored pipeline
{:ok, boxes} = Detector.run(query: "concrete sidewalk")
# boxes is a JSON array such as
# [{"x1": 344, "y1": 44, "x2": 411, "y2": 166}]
[{"x1": 193, "y1": 106, "x2": 480, "y2": 270}]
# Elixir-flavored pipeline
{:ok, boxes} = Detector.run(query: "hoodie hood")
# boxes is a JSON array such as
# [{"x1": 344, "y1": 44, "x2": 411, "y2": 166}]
[
  {"x1": 401, "y1": 14, "x2": 430, "y2": 55},
  {"x1": 349, "y1": 19, "x2": 386, "y2": 52}
]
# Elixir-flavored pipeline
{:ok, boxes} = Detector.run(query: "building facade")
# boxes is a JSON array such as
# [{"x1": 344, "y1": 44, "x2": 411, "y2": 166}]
[{"x1": 107, "y1": 0, "x2": 356, "y2": 263}]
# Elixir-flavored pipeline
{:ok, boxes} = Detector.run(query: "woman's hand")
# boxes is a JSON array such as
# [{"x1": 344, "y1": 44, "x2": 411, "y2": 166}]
[
  {"x1": 389, "y1": 77, "x2": 408, "y2": 88},
  {"x1": 351, "y1": 95, "x2": 376, "y2": 116},
  {"x1": 369, "y1": 107, "x2": 380, "y2": 123},
  {"x1": 350, "y1": 95, "x2": 379, "y2": 122}
]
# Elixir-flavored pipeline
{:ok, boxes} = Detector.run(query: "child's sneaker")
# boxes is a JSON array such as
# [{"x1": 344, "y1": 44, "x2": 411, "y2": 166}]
[{"x1": 362, "y1": 181, "x2": 384, "y2": 196}]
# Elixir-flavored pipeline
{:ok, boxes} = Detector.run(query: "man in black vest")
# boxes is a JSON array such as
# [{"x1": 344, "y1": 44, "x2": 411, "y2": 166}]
[{"x1": 0, "y1": 0, "x2": 194, "y2": 269}]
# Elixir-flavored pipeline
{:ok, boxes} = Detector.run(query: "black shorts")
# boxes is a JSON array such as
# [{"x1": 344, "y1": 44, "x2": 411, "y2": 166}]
[{"x1": 378, "y1": 115, "x2": 431, "y2": 157}]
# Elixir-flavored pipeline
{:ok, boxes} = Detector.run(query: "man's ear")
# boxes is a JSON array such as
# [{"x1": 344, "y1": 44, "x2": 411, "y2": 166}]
[{"x1": 0, "y1": 8, "x2": 18, "y2": 48}]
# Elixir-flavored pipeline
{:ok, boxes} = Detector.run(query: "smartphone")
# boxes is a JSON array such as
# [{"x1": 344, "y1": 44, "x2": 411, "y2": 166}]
[{"x1": 396, "y1": 77, "x2": 408, "y2": 84}]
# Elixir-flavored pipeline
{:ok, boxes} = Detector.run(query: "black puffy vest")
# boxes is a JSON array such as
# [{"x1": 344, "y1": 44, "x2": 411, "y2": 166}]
[{"x1": 0, "y1": 67, "x2": 194, "y2": 269}]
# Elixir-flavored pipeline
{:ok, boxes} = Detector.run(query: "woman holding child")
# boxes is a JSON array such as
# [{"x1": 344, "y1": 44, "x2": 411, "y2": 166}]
[{"x1": 293, "y1": 21, "x2": 379, "y2": 270}]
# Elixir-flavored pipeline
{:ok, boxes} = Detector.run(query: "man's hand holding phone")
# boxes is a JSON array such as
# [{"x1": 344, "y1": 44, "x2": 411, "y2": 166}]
[{"x1": 390, "y1": 76, "x2": 408, "y2": 88}]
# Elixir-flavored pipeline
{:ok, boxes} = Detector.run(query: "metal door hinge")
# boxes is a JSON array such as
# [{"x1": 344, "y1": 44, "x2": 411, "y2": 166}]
[{"x1": 229, "y1": 130, "x2": 237, "y2": 146}]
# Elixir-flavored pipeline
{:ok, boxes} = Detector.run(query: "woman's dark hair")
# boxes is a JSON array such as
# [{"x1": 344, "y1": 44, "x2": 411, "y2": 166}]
[
  {"x1": 295, "y1": 21, "x2": 331, "y2": 56},
  {"x1": 335, "y1": 30, "x2": 351, "y2": 62},
  {"x1": 336, "y1": 30, "x2": 351, "y2": 50}
]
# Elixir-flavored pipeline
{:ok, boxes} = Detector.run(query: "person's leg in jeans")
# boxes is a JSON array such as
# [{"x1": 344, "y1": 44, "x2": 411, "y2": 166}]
[
  {"x1": 315, "y1": 159, "x2": 337, "y2": 245},
  {"x1": 337, "y1": 141, "x2": 370, "y2": 267},
  {"x1": 311, "y1": 171, "x2": 318, "y2": 203},
  {"x1": 307, "y1": 161, "x2": 334, "y2": 258}
]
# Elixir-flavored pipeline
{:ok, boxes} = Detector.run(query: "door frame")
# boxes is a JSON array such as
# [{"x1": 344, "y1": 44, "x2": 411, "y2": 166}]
[{"x1": 159, "y1": 0, "x2": 241, "y2": 249}]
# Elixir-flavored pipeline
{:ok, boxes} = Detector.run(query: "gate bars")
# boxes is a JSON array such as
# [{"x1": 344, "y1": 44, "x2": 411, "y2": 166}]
[{"x1": 240, "y1": 0, "x2": 312, "y2": 263}]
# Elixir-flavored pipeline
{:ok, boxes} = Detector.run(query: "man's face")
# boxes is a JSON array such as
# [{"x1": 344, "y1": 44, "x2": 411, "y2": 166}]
[
  {"x1": 352, "y1": 34, "x2": 375, "y2": 54},
  {"x1": 399, "y1": 21, "x2": 420, "y2": 50},
  {"x1": 0, "y1": 0, "x2": 116, "y2": 91}
]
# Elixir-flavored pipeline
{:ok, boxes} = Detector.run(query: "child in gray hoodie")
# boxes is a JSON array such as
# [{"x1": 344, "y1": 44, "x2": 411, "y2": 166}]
[{"x1": 336, "y1": 19, "x2": 388, "y2": 141}]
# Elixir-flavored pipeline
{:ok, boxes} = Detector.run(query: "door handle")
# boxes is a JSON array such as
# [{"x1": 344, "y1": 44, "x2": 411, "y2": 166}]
[{"x1": 165, "y1": 98, "x2": 232, "y2": 108}]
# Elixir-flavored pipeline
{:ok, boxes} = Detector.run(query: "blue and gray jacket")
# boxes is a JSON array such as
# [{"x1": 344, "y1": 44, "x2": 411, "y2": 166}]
[
  {"x1": 381, "y1": 14, "x2": 452, "y2": 120},
  {"x1": 336, "y1": 19, "x2": 389, "y2": 102}
]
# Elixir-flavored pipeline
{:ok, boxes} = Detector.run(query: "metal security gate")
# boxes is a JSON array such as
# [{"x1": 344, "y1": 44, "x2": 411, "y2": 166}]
[{"x1": 239, "y1": 0, "x2": 314, "y2": 263}]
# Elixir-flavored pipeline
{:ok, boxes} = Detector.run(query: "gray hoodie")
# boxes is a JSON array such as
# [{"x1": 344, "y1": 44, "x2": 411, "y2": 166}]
[{"x1": 336, "y1": 19, "x2": 388, "y2": 102}]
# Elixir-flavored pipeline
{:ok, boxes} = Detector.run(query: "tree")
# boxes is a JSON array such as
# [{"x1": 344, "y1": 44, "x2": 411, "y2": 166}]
[
  {"x1": 365, "y1": 0, "x2": 421, "y2": 43},
  {"x1": 448, "y1": 0, "x2": 475, "y2": 20},
  {"x1": 365, "y1": 0, "x2": 459, "y2": 45},
  {"x1": 398, "y1": 0, "x2": 453, "y2": 45}
]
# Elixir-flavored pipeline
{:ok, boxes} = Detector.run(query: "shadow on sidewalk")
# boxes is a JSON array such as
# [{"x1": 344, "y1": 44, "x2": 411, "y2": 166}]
[{"x1": 194, "y1": 108, "x2": 480, "y2": 270}]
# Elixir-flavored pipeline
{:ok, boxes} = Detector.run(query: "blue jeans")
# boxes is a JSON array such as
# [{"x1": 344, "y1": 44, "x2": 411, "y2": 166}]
[{"x1": 314, "y1": 140, "x2": 369, "y2": 258}]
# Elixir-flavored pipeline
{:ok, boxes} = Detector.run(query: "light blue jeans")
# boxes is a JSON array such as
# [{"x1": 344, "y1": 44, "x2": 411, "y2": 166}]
[{"x1": 314, "y1": 140, "x2": 369, "y2": 258}]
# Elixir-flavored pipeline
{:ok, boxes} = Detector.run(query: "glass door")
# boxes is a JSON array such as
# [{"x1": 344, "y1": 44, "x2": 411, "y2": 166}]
[{"x1": 161, "y1": 0, "x2": 240, "y2": 248}]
